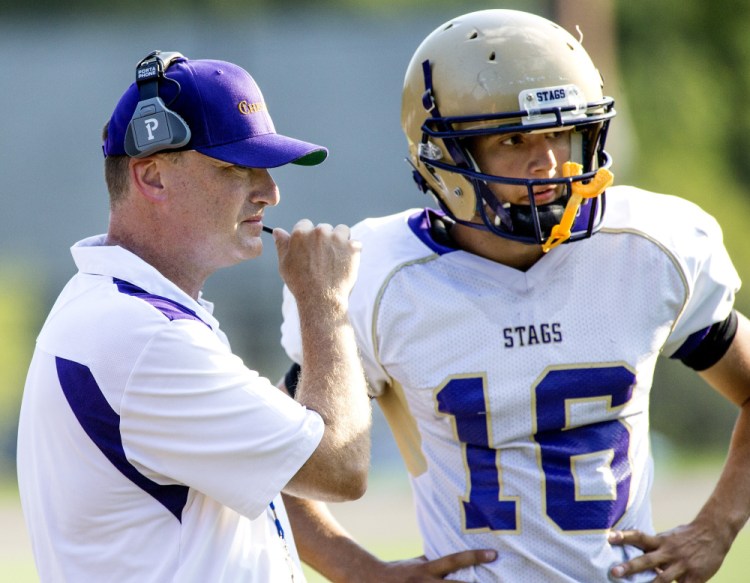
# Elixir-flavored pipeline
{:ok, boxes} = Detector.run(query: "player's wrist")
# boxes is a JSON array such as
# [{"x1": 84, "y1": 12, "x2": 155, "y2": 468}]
[{"x1": 694, "y1": 507, "x2": 745, "y2": 549}]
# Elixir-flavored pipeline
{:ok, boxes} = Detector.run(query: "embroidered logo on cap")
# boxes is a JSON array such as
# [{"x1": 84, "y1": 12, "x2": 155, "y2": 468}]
[{"x1": 238, "y1": 100, "x2": 267, "y2": 115}]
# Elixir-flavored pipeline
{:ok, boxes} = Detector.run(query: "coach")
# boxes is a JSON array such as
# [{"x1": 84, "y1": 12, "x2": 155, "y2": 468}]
[{"x1": 16, "y1": 51, "x2": 371, "y2": 582}]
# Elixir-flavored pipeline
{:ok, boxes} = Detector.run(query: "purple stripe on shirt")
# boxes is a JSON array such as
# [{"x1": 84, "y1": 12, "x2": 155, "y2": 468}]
[
  {"x1": 113, "y1": 278, "x2": 211, "y2": 329},
  {"x1": 56, "y1": 356, "x2": 189, "y2": 521}
]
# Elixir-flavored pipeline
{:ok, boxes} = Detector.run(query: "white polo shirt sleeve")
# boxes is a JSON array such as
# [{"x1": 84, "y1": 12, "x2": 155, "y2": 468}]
[{"x1": 120, "y1": 318, "x2": 324, "y2": 520}]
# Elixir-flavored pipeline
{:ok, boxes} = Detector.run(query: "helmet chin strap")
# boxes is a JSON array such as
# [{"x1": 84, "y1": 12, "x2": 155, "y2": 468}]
[
  {"x1": 472, "y1": 178, "x2": 580, "y2": 244},
  {"x1": 541, "y1": 162, "x2": 614, "y2": 253},
  {"x1": 453, "y1": 184, "x2": 570, "y2": 241},
  {"x1": 509, "y1": 202, "x2": 565, "y2": 239}
]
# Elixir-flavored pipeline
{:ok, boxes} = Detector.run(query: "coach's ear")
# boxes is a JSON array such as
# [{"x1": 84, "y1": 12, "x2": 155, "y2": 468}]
[{"x1": 129, "y1": 156, "x2": 167, "y2": 203}]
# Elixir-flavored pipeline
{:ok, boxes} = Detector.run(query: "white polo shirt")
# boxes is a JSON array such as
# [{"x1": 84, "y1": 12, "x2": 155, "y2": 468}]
[{"x1": 17, "y1": 234, "x2": 323, "y2": 583}]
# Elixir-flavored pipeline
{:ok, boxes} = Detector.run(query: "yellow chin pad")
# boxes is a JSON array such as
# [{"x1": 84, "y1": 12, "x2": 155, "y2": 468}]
[{"x1": 541, "y1": 162, "x2": 614, "y2": 253}]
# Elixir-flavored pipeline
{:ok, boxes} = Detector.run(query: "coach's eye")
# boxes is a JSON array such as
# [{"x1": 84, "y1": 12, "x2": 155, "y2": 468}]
[{"x1": 224, "y1": 165, "x2": 251, "y2": 179}]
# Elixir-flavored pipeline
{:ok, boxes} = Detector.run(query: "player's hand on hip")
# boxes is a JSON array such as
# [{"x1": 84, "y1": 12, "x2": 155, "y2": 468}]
[
  {"x1": 608, "y1": 522, "x2": 726, "y2": 582},
  {"x1": 365, "y1": 549, "x2": 497, "y2": 582},
  {"x1": 273, "y1": 219, "x2": 361, "y2": 306}
]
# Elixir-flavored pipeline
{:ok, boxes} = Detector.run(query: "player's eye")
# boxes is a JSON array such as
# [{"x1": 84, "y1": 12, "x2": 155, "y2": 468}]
[
  {"x1": 499, "y1": 134, "x2": 524, "y2": 147},
  {"x1": 544, "y1": 128, "x2": 574, "y2": 143},
  {"x1": 545, "y1": 131, "x2": 567, "y2": 141}
]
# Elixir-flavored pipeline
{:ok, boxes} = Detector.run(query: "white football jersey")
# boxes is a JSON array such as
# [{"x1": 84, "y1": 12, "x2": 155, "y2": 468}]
[{"x1": 281, "y1": 185, "x2": 740, "y2": 582}]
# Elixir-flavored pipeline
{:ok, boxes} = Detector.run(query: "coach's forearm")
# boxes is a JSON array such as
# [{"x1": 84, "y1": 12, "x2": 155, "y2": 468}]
[{"x1": 285, "y1": 296, "x2": 371, "y2": 501}]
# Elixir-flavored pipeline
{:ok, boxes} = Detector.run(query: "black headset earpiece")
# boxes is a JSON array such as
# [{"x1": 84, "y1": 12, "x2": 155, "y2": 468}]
[{"x1": 123, "y1": 50, "x2": 192, "y2": 158}]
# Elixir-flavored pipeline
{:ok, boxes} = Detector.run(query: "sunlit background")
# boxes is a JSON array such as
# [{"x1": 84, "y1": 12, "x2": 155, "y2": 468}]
[{"x1": 2, "y1": 0, "x2": 749, "y2": 580}]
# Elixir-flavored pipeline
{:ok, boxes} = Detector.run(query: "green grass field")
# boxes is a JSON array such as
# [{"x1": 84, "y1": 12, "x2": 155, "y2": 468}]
[{"x1": 4, "y1": 465, "x2": 748, "y2": 583}]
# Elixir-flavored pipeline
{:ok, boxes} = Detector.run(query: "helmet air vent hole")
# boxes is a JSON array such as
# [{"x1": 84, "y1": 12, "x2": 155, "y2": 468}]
[
  {"x1": 469, "y1": 31, "x2": 478, "y2": 39},
  {"x1": 489, "y1": 51, "x2": 496, "y2": 61}
]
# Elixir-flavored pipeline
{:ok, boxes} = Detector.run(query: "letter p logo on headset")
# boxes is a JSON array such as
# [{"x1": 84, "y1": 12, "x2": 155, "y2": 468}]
[{"x1": 124, "y1": 50, "x2": 191, "y2": 158}]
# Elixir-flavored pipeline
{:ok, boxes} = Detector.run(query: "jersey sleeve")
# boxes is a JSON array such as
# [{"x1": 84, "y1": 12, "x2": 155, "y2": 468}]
[
  {"x1": 661, "y1": 205, "x2": 741, "y2": 357},
  {"x1": 120, "y1": 319, "x2": 324, "y2": 520}
]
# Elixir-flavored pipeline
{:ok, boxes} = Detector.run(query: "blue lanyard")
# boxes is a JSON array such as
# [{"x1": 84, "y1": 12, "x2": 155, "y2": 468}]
[
  {"x1": 269, "y1": 501, "x2": 296, "y2": 582},
  {"x1": 269, "y1": 501, "x2": 285, "y2": 539}
]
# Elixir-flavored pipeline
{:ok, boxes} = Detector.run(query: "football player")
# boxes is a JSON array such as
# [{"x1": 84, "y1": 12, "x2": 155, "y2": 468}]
[{"x1": 280, "y1": 9, "x2": 750, "y2": 582}]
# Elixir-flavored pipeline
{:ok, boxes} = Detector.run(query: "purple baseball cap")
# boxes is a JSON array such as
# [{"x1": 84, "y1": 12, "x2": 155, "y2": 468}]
[{"x1": 103, "y1": 56, "x2": 327, "y2": 167}]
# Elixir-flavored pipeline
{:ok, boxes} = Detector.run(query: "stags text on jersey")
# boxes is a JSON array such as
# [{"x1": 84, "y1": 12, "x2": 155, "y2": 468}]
[{"x1": 503, "y1": 323, "x2": 562, "y2": 348}]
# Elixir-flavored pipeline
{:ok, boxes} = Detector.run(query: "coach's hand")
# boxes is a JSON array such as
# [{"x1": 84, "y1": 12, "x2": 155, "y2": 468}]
[{"x1": 273, "y1": 219, "x2": 361, "y2": 307}]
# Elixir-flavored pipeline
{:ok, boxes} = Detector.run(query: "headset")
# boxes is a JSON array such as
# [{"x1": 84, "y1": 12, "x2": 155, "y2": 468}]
[{"x1": 124, "y1": 50, "x2": 191, "y2": 158}]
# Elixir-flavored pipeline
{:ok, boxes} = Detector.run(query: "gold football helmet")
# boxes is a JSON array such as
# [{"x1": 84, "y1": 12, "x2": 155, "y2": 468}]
[{"x1": 401, "y1": 9, "x2": 616, "y2": 247}]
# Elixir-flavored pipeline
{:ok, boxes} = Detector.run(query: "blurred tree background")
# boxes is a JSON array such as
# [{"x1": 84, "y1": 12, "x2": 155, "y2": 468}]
[
  {"x1": 615, "y1": 0, "x2": 750, "y2": 456},
  {"x1": 1, "y1": 0, "x2": 749, "y2": 482}
]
